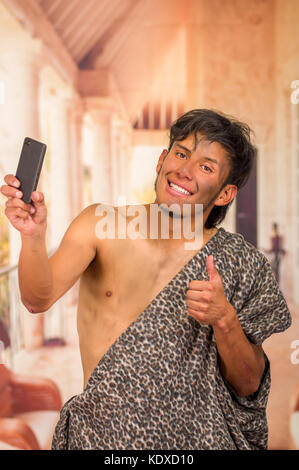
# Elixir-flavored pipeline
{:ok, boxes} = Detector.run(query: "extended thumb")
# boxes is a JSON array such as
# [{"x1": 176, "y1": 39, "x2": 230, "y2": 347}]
[
  {"x1": 206, "y1": 255, "x2": 219, "y2": 282},
  {"x1": 31, "y1": 191, "x2": 44, "y2": 204}
]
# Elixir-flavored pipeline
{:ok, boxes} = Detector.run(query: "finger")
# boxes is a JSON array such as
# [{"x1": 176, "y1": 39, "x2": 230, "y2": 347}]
[
  {"x1": 0, "y1": 185, "x2": 23, "y2": 200},
  {"x1": 206, "y1": 255, "x2": 221, "y2": 283},
  {"x1": 188, "y1": 280, "x2": 212, "y2": 291},
  {"x1": 186, "y1": 290, "x2": 211, "y2": 303},
  {"x1": 187, "y1": 308, "x2": 209, "y2": 324},
  {"x1": 186, "y1": 299, "x2": 208, "y2": 312},
  {"x1": 4, "y1": 174, "x2": 20, "y2": 188},
  {"x1": 5, "y1": 206, "x2": 31, "y2": 220},
  {"x1": 206, "y1": 255, "x2": 217, "y2": 281},
  {"x1": 5, "y1": 198, "x2": 34, "y2": 213},
  {"x1": 31, "y1": 191, "x2": 45, "y2": 204}
]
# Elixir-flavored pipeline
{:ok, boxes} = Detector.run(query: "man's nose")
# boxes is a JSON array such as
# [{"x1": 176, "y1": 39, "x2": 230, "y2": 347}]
[{"x1": 176, "y1": 159, "x2": 195, "y2": 179}]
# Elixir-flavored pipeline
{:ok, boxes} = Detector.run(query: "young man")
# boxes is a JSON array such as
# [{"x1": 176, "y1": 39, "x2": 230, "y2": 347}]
[{"x1": 1, "y1": 109, "x2": 291, "y2": 450}]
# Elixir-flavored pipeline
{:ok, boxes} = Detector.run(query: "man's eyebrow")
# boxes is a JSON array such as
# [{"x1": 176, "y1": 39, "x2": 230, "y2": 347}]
[
  {"x1": 203, "y1": 157, "x2": 219, "y2": 166},
  {"x1": 175, "y1": 143, "x2": 192, "y2": 153}
]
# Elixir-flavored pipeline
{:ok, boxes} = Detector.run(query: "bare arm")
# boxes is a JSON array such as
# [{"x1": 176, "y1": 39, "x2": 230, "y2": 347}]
[
  {"x1": 42, "y1": 204, "x2": 98, "y2": 311},
  {"x1": 19, "y1": 204, "x2": 97, "y2": 313},
  {"x1": 212, "y1": 306, "x2": 266, "y2": 397},
  {"x1": 20, "y1": 203, "x2": 98, "y2": 313},
  {"x1": 1, "y1": 173, "x2": 97, "y2": 313},
  {"x1": 18, "y1": 232, "x2": 53, "y2": 312}
]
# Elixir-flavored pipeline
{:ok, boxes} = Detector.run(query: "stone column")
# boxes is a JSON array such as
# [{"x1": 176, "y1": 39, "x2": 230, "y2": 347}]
[
  {"x1": 84, "y1": 98, "x2": 116, "y2": 205},
  {"x1": 41, "y1": 86, "x2": 73, "y2": 342},
  {"x1": 0, "y1": 27, "x2": 45, "y2": 351},
  {"x1": 111, "y1": 115, "x2": 122, "y2": 204},
  {"x1": 65, "y1": 96, "x2": 84, "y2": 310},
  {"x1": 47, "y1": 88, "x2": 72, "y2": 248},
  {"x1": 111, "y1": 118, "x2": 132, "y2": 205},
  {"x1": 66, "y1": 96, "x2": 84, "y2": 218}
]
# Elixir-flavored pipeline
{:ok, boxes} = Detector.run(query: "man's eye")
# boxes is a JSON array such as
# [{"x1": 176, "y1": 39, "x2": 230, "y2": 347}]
[
  {"x1": 201, "y1": 165, "x2": 212, "y2": 172},
  {"x1": 176, "y1": 152, "x2": 187, "y2": 158}
]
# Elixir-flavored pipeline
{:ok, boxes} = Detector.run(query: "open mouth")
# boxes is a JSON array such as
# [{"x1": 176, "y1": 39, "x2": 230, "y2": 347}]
[{"x1": 167, "y1": 180, "x2": 193, "y2": 197}]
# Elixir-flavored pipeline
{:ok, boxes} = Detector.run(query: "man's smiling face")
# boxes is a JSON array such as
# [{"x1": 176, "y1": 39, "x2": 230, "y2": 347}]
[{"x1": 154, "y1": 132, "x2": 237, "y2": 223}]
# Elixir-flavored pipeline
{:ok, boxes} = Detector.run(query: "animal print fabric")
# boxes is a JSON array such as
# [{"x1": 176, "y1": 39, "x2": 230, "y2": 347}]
[{"x1": 51, "y1": 227, "x2": 291, "y2": 450}]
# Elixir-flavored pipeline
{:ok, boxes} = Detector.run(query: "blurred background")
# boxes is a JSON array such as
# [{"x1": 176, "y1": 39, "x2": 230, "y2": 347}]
[{"x1": 0, "y1": 0, "x2": 298, "y2": 450}]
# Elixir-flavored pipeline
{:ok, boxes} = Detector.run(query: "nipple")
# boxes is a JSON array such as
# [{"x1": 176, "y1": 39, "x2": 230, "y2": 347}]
[{"x1": 106, "y1": 290, "x2": 112, "y2": 297}]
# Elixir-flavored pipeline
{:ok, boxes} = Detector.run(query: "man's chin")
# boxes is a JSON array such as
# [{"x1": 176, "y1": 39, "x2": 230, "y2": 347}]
[{"x1": 152, "y1": 198, "x2": 204, "y2": 219}]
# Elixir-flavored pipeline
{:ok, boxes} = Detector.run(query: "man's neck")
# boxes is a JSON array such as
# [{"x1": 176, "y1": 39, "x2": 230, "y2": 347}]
[{"x1": 144, "y1": 202, "x2": 216, "y2": 252}]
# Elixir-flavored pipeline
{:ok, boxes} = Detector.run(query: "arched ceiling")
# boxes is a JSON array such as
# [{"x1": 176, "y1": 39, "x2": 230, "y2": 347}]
[{"x1": 35, "y1": 0, "x2": 189, "y2": 123}]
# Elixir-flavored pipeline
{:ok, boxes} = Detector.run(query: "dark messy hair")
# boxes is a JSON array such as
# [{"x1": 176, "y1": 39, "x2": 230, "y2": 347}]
[{"x1": 167, "y1": 109, "x2": 257, "y2": 229}]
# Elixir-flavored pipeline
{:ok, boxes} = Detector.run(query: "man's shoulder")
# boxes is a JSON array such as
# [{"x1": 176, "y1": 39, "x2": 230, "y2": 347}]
[
  {"x1": 88, "y1": 202, "x2": 135, "y2": 218},
  {"x1": 80, "y1": 202, "x2": 119, "y2": 224},
  {"x1": 218, "y1": 227, "x2": 267, "y2": 267},
  {"x1": 84, "y1": 203, "x2": 140, "y2": 243},
  {"x1": 74, "y1": 203, "x2": 102, "y2": 229}
]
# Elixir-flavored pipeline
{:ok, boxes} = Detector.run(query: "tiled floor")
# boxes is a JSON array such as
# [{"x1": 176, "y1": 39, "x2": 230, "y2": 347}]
[
  {"x1": 12, "y1": 302, "x2": 299, "y2": 450},
  {"x1": 13, "y1": 309, "x2": 84, "y2": 404},
  {"x1": 13, "y1": 343, "x2": 83, "y2": 404}
]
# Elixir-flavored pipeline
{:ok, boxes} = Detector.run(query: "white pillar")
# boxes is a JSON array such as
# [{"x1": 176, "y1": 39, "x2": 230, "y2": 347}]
[
  {"x1": 85, "y1": 98, "x2": 115, "y2": 205},
  {"x1": 0, "y1": 24, "x2": 45, "y2": 351},
  {"x1": 47, "y1": 89, "x2": 72, "y2": 248},
  {"x1": 65, "y1": 96, "x2": 84, "y2": 311},
  {"x1": 42, "y1": 87, "x2": 73, "y2": 342},
  {"x1": 112, "y1": 118, "x2": 132, "y2": 205},
  {"x1": 66, "y1": 97, "x2": 84, "y2": 217},
  {"x1": 111, "y1": 115, "x2": 122, "y2": 204},
  {"x1": 0, "y1": 37, "x2": 42, "y2": 261}
]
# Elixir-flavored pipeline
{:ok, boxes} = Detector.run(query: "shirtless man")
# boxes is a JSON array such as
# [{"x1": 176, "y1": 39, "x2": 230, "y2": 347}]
[
  {"x1": 2, "y1": 109, "x2": 290, "y2": 450},
  {"x1": 2, "y1": 109, "x2": 264, "y2": 393}
]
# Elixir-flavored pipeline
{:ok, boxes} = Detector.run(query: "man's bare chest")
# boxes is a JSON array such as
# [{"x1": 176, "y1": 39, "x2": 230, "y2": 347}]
[{"x1": 79, "y1": 237, "x2": 199, "y2": 321}]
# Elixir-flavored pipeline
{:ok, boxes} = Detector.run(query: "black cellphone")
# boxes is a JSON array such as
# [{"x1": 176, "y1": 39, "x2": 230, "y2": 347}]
[{"x1": 15, "y1": 137, "x2": 47, "y2": 204}]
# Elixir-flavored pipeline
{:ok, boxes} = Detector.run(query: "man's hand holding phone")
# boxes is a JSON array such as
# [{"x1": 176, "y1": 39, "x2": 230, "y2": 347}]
[
  {"x1": 0, "y1": 138, "x2": 52, "y2": 313},
  {"x1": 1, "y1": 137, "x2": 47, "y2": 238},
  {"x1": 1, "y1": 174, "x2": 47, "y2": 238}
]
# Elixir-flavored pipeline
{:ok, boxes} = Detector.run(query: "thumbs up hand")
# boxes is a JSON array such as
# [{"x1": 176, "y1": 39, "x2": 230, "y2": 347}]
[{"x1": 186, "y1": 255, "x2": 235, "y2": 329}]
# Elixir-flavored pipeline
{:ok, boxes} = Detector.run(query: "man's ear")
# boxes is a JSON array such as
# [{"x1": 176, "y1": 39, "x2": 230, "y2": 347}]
[
  {"x1": 214, "y1": 184, "x2": 238, "y2": 207},
  {"x1": 156, "y1": 149, "x2": 168, "y2": 174}
]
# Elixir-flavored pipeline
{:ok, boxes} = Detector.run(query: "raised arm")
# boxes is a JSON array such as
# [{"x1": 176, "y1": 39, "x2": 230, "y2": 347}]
[
  {"x1": 1, "y1": 174, "x2": 98, "y2": 313},
  {"x1": 41, "y1": 203, "x2": 98, "y2": 312}
]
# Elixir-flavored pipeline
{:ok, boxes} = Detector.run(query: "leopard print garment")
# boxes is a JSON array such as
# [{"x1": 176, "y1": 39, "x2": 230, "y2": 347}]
[{"x1": 51, "y1": 227, "x2": 291, "y2": 450}]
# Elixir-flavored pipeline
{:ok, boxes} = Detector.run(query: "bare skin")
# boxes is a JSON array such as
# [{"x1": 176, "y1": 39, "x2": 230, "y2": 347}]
[
  {"x1": 1, "y1": 132, "x2": 265, "y2": 395},
  {"x1": 76, "y1": 209, "x2": 218, "y2": 388}
]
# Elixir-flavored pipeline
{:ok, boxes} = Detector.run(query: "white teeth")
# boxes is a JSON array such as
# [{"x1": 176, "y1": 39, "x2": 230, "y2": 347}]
[{"x1": 169, "y1": 182, "x2": 191, "y2": 195}]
